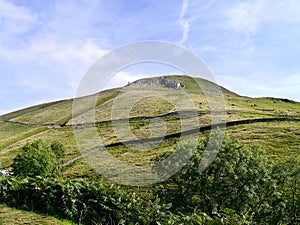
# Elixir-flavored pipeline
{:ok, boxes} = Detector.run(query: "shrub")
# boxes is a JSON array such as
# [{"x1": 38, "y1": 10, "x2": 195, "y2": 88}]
[
  {"x1": 155, "y1": 134, "x2": 298, "y2": 224},
  {"x1": 12, "y1": 140, "x2": 58, "y2": 178}
]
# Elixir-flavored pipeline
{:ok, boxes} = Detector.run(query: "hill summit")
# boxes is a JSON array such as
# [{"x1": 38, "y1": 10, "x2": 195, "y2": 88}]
[{"x1": 0, "y1": 75, "x2": 299, "y2": 170}]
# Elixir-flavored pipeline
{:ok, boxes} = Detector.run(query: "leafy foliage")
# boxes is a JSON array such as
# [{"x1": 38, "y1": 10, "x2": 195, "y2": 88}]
[
  {"x1": 1, "y1": 136, "x2": 298, "y2": 224},
  {"x1": 50, "y1": 140, "x2": 66, "y2": 160},
  {"x1": 12, "y1": 140, "x2": 65, "y2": 178},
  {"x1": 155, "y1": 134, "x2": 299, "y2": 224},
  {"x1": 0, "y1": 177, "x2": 172, "y2": 224}
]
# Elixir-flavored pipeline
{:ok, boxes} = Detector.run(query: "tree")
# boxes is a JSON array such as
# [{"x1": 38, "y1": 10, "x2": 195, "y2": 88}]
[
  {"x1": 12, "y1": 140, "x2": 62, "y2": 178},
  {"x1": 155, "y1": 133, "x2": 286, "y2": 224},
  {"x1": 269, "y1": 159, "x2": 300, "y2": 224}
]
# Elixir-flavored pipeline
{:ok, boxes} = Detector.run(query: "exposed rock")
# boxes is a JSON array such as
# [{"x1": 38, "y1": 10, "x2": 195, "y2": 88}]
[
  {"x1": 127, "y1": 77, "x2": 183, "y2": 90},
  {"x1": 0, "y1": 169, "x2": 13, "y2": 177}
]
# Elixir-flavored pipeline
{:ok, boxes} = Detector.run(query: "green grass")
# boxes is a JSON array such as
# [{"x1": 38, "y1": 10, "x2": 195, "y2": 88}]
[
  {"x1": 0, "y1": 75, "x2": 299, "y2": 179},
  {"x1": 0, "y1": 123, "x2": 46, "y2": 149},
  {"x1": 0, "y1": 75, "x2": 299, "y2": 225},
  {"x1": 0, "y1": 123, "x2": 48, "y2": 167},
  {"x1": 0, "y1": 126, "x2": 81, "y2": 168},
  {"x1": 0, "y1": 101, "x2": 63, "y2": 121},
  {"x1": 10, "y1": 100, "x2": 73, "y2": 125},
  {"x1": 0, "y1": 204, "x2": 76, "y2": 225},
  {"x1": 225, "y1": 121, "x2": 300, "y2": 162}
]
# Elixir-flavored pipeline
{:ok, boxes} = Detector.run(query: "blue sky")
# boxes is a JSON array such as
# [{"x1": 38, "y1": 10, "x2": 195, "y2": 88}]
[{"x1": 1, "y1": 0, "x2": 300, "y2": 115}]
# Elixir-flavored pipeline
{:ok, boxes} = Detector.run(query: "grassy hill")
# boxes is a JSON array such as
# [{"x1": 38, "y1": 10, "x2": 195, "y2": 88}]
[
  {"x1": 0, "y1": 75, "x2": 299, "y2": 223},
  {"x1": 0, "y1": 75, "x2": 299, "y2": 171}
]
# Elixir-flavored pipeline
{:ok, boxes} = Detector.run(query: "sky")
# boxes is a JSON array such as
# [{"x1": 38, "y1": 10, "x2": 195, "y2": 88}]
[{"x1": 1, "y1": 0, "x2": 300, "y2": 115}]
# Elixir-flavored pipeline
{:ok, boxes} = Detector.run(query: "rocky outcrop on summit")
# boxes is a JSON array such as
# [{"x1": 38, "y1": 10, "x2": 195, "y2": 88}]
[{"x1": 128, "y1": 77, "x2": 183, "y2": 90}]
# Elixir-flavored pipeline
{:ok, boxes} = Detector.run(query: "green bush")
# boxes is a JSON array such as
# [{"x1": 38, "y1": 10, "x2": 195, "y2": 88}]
[
  {"x1": 50, "y1": 140, "x2": 66, "y2": 160},
  {"x1": 12, "y1": 140, "x2": 65, "y2": 178},
  {"x1": 1, "y1": 136, "x2": 298, "y2": 224},
  {"x1": 0, "y1": 177, "x2": 171, "y2": 224},
  {"x1": 154, "y1": 134, "x2": 299, "y2": 224}
]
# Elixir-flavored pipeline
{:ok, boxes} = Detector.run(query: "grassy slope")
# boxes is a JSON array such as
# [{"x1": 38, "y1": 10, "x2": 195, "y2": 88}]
[
  {"x1": 226, "y1": 121, "x2": 300, "y2": 162},
  {"x1": 0, "y1": 75, "x2": 299, "y2": 221},
  {"x1": 0, "y1": 75, "x2": 299, "y2": 172},
  {"x1": 0, "y1": 204, "x2": 75, "y2": 225}
]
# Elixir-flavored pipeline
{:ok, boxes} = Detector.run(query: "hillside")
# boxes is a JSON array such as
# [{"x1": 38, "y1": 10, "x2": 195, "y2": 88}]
[
  {"x1": 0, "y1": 75, "x2": 299, "y2": 171},
  {"x1": 0, "y1": 205, "x2": 75, "y2": 225},
  {"x1": 1, "y1": 75, "x2": 299, "y2": 224}
]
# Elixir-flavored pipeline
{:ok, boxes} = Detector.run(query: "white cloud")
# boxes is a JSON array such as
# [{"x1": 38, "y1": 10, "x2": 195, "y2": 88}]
[
  {"x1": 216, "y1": 69, "x2": 300, "y2": 102},
  {"x1": 25, "y1": 36, "x2": 107, "y2": 73},
  {"x1": 1, "y1": 0, "x2": 299, "y2": 113},
  {"x1": 103, "y1": 71, "x2": 146, "y2": 90},
  {"x1": 201, "y1": 45, "x2": 218, "y2": 53},
  {"x1": 0, "y1": 35, "x2": 108, "y2": 92},
  {"x1": 0, "y1": 0, "x2": 109, "y2": 95},
  {"x1": 178, "y1": 0, "x2": 216, "y2": 45},
  {"x1": 178, "y1": 0, "x2": 189, "y2": 44},
  {"x1": 0, "y1": 0, "x2": 38, "y2": 38},
  {"x1": 218, "y1": 0, "x2": 300, "y2": 102},
  {"x1": 225, "y1": 0, "x2": 300, "y2": 36},
  {"x1": 225, "y1": 0, "x2": 267, "y2": 35}
]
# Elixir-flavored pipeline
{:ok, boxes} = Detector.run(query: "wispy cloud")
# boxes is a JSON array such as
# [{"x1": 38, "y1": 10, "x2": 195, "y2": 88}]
[
  {"x1": 225, "y1": 0, "x2": 300, "y2": 36},
  {"x1": 225, "y1": 0, "x2": 267, "y2": 36},
  {"x1": 178, "y1": 0, "x2": 215, "y2": 45},
  {"x1": 103, "y1": 71, "x2": 146, "y2": 90},
  {"x1": 0, "y1": 0, "x2": 38, "y2": 40},
  {"x1": 2, "y1": 1, "x2": 110, "y2": 79},
  {"x1": 178, "y1": 0, "x2": 189, "y2": 44},
  {"x1": 0, "y1": 0, "x2": 110, "y2": 113},
  {"x1": 1, "y1": 0, "x2": 300, "y2": 114}
]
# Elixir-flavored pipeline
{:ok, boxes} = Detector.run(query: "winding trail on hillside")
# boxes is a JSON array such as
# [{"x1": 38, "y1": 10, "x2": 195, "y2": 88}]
[{"x1": 63, "y1": 117, "x2": 300, "y2": 166}]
